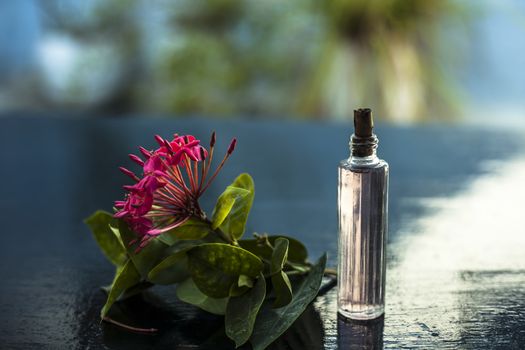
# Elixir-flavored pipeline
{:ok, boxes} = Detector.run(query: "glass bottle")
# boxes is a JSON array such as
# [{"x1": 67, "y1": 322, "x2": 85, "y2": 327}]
[{"x1": 338, "y1": 108, "x2": 389, "y2": 320}]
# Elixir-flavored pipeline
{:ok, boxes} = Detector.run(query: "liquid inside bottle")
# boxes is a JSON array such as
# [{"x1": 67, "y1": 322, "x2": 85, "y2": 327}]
[{"x1": 337, "y1": 109, "x2": 389, "y2": 320}]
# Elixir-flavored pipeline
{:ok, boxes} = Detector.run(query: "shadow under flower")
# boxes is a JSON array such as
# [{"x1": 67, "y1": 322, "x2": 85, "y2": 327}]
[{"x1": 94, "y1": 283, "x2": 327, "y2": 350}]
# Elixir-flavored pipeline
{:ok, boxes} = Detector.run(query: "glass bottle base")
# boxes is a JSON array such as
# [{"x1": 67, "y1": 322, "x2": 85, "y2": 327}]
[{"x1": 338, "y1": 305, "x2": 384, "y2": 321}]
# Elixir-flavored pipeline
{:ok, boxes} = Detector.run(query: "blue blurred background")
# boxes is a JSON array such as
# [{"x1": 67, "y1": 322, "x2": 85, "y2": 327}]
[{"x1": 0, "y1": 0, "x2": 524, "y2": 124}]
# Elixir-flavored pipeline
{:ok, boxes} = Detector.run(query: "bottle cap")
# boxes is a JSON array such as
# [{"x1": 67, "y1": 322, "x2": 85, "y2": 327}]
[{"x1": 354, "y1": 108, "x2": 374, "y2": 137}]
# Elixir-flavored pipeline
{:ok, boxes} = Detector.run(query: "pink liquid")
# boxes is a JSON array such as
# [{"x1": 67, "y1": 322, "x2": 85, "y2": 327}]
[{"x1": 338, "y1": 159, "x2": 389, "y2": 320}]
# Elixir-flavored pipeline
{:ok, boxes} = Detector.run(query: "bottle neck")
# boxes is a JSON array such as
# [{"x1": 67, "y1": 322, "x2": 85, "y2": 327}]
[{"x1": 349, "y1": 134, "x2": 379, "y2": 165}]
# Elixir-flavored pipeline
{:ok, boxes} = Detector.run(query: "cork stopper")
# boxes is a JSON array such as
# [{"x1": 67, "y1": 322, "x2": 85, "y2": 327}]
[
  {"x1": 354, "y1": 108, "x2": 374, "y2": 137},
  {"x1": 350, "y1": 108, "x2": 378, "y2": 158}
]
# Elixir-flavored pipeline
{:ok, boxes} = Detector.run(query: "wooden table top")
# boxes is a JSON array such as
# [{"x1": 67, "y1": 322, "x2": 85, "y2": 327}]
[{"x1": 1, "y1": 115, "x2": 524, "y2": 349}]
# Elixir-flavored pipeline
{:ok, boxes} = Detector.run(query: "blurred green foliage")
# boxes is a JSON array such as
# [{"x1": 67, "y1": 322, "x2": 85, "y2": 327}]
[
  {"x1": 308, "y1": 0, "x2": 467, "y2": 121},
  {"x1": 43, "y1": 0, "x2": 466, "y2": 121},
  {"x1": 143, "y1": 0, "x2": 323, "y2": 118}
]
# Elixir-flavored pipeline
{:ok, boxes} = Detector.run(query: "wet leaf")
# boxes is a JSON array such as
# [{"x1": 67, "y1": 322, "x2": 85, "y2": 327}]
[
  {"x1": 212, "y1": 173, "x2": 255, "y2": 240},
  {"x1": 270, "y1": 238, "x2": 289, "y2": 274},
  {"x1": 270, "y1": 238, "x2": 292, "y2": 308},
  {"x1": 119, "y1": 281, "x2": 154, "y2": 300},
  {"x1": 226, "y1": 274, "x2": 266, "y2": 347},
  {"x1": 187, "y1": 243, "x2": 263, "y2": 298},
  {"x1": 212, "y1": 188, "x2": 249, "y2": 229},
  {"x1": 159, "y1": 218, "x2": 213, "y2": 244},
  {"x1": 101, "y1": 281, "x2": 154, "y2": 300},
  {"x1": 250, "y1": 254, "x2": 327, "y2": 350},
  {"x1": 238, "y1": 274, "x2": 254, "y2": 288},
  {"x1": 147, "y1": 248, "x2": 191, "y2": 285},
  {"x1": 229, "y1": 284, "x2": 249, "y2": 297},
  {"x1": 118, "y1": 219, "x2": 170, "y2": 278},
  {"x1": 239, "y1": 235, "x2": 308, "y2": 265},
  {"x1": 101, "y1": 260, "x2": 141, "y2": 318},
  {"x1": 271, "y1": 271, "x2": 293, "y2": 308},
  {"x1": 176, "y1": 278, "x2": 229, "y2": 315},
  {"x1": 85, "y1": 211, "x2": 127, "y2": 266}
]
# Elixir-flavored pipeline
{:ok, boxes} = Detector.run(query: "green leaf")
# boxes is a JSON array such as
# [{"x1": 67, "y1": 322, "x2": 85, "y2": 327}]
[
  {"x1": 271, "y1": 271, "x2": 293, "y2": 308},
  {"x1": 176, "y1": 278, "x2": 229, "y2": 315},
  {"x1": 270, "y1": 238, "x2": 289, "y2": 274},
  {"x1": 239, "y1": 235, "x2": 308, "y2": 265},
  {"x1": 269, "y1": 238, "x2": 292, "y2": 307},
  {"x1": 238, "y1": 274, "x2": 254, "y2": 288},
  {"x1": 250, "y1": 254, "x2": 327, "y2": 350},
  {"x1": 187, "y1": 243, "x2": 263, "y2": 298},
  {"x1": 120, "y1": 281, "x2": 154, "y2": 300},
  {"x1": 109, "y1": 225, "x2": 125, "y2": 247},
  {"x1": 229, "y1": 284, "x2": 249, "y2": 297},
  {"x1": 101, "y1": 260, "x2": 141, "y2": 318},
  {"x1": 101, "y1": 281, "x2": 153, "y2": 300},
  {"x1": 158, "y1": 218, "x2": 213, "y2": 244},
  {"x1": 226, "y1": 274, "x2": 266, "y2": 347},
  {"x1": 212, "y1": 173, "x2": 255, "y2": 240},
  {"x1": 147, "y1": 248, "x2": 191, "y2": 285},
  {"x1": 211, "y1": 188, "x2": 244, "y2": 229},
  {"x1": 118, "y1": 219, "x2": 170, "y2": 278},
  {"x1": 84, "y1": 211, "x2": 127, "y2": 266}
]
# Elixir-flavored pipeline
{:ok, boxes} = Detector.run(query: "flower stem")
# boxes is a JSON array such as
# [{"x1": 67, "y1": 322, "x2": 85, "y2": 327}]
[
  {"x1": 217, "y1": 227, "x2": 236, "y2": 245},
  {"x1": 203, "y1": 217, "x2": 237, "y2": 245},
  {"x1": 102, "y1": 316, "x2": 158, "y2": 334}
]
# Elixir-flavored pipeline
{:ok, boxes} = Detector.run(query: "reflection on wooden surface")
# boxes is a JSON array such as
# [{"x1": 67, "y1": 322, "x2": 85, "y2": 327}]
[
  {"x1": 385, "y1": 156, "x2": 525, "y2": 348},
  {"x1": 337, "y1": 315, "x2": 384, "y2": 350}
]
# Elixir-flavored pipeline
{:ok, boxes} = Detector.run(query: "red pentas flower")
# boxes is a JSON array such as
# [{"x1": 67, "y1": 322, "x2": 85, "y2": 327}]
[{"x1": 115, "y1": 132, "x2": 236, "y2": 248}]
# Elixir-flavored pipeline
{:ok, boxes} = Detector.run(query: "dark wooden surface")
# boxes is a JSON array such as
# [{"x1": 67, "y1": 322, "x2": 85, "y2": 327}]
[{"x1": 1, "y1": 115, "x2": 525, "y2": 349}]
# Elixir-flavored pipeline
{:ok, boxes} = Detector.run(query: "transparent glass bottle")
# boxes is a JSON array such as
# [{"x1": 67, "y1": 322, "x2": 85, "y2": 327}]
[{"x1": 338, "y1": 108, "x2": 389, "y2": 320}]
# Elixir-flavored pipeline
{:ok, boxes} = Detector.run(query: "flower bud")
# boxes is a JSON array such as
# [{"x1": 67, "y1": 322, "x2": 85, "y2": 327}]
[
  {"x1": 154, "y1": 135, "x2": 165, "y2": 147},
  {"x1": 129, "y1": 154, "x2": 144, "y2": 166},
  {"x1": 139, "y1": 146, "x2": 151, "y2": 159},
  {"x1": 119, "y1": 166, "x2": 140, "y2": 181},
  {"x1": 227, "y1": 138, "x2": 237, "y2": 155},
  {"x1": 210, "y1": 131, "x2": 216, "y2": 147},
  {"x1": 163, "y1": 139, "x2": 174, "y2": 155}
]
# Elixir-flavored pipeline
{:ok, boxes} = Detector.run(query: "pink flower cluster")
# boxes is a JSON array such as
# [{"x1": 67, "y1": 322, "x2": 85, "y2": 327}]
[{"x1": 115, "y1": 132, "x2": 236, "y2": 248}]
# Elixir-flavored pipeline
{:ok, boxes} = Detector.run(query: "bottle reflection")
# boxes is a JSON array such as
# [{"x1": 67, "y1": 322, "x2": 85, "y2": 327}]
[{"x1": 337, "y1": 314, "x2": 384, "y2": 350}]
